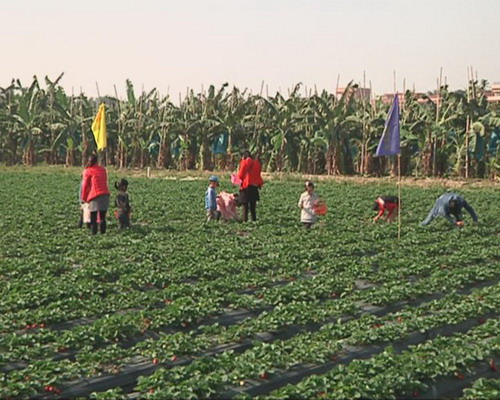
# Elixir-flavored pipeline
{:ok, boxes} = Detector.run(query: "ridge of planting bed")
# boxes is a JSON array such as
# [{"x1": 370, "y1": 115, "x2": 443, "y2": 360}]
[
  {"x1": 220, "y1": 314, "x2": 499, "y2": 398},
  {"x1": 30, "y1": 283, "x2": 498, "y2": 399}
]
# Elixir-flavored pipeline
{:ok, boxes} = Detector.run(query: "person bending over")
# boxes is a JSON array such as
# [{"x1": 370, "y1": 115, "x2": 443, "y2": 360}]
[
  {"x1": 81, "y1": 154, "x2": 110, "y2": 235},
  {"x1": 373, "y1": 196, "x2": 400, "y2": 223},
  {"x1": 421, "y1": 192, "x2": 478, "y2": 228}
]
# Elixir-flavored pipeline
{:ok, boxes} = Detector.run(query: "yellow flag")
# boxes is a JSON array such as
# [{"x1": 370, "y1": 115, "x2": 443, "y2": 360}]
[{"x1": 91, "y1": 104, "x2": 107, "y2": 151}]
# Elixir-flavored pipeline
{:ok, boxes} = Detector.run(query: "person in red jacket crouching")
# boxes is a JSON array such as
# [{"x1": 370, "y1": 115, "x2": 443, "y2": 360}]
[
  {"x1": 372, "y1": 196, "x2": 400, "y2": 223},
  {"x1": 237, "y1": 151, "x2": 264, "y2": 222},
  {"x1": 81, "y1": 154, "x2": 110, "y2": 234}
]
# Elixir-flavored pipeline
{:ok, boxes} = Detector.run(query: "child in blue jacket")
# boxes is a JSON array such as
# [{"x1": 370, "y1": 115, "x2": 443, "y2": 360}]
[{"x1": 205, "y1": 175, "x2": 221, "y2": 222}]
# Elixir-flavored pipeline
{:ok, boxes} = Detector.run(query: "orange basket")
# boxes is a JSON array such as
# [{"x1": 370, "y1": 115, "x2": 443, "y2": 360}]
[{"x1": 313, "y1": 200, "x2": 328, "y2": 216}]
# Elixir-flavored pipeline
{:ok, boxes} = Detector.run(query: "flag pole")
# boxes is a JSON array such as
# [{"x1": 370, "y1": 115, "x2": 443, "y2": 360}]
[
  {"x1": 397, "y1": 153, "x2": 401, "y2": 240},
  {"x1": 393, "y1": 71, "x2": 401, "y2": 240},
  {"x1": 375, "y1": 91, "x2": 400, "y2": 240},
  {"x1": 95, "y1": 82, "x2": 105, "y2": 165}
]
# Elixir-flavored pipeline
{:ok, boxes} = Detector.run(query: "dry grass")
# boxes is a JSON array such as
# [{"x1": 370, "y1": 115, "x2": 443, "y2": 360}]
[{"x1": 1, "y1": 164, "x2": 498, "y2": 188}]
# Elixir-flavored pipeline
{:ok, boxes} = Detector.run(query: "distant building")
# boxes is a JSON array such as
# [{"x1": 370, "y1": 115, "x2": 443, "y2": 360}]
[
  {"x1": 336, "y1": 86, "x2": 371, "y2": 102},
  {"x1": 379, "y1": 92, "x2": 407, "y2": 105},
  {"x1": 379, "y1": 83, "x2": 500, "y2": 105},
  {"x1": 485, "y1": 83, "x2": 500, "y2": 103},
  {"x1": 416, "y1": 93, "x2": 440, "y2": 105},
  {"x1": 338, "y1": 82, "x2": 500, "y2": 105}
]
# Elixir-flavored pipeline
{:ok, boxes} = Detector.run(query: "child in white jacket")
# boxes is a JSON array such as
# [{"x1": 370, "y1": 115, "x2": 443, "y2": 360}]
[{"x1": 298, "y1": 181, "x2": 320, "y2": 229}]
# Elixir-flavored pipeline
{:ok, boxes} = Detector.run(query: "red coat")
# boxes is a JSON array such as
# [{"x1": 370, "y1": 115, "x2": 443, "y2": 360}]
[
  {"x1": 237, "y1": 158, "x2": 264, "y2": 189},
  {"x1": 81, "y1": 165, "x2": 110, "y2": 203},
  {"x1": 374, "y1": 197, "x2": 398, "y2": 220}
]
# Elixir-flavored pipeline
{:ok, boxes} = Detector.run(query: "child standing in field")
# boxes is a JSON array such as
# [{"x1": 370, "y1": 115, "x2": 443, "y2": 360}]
[
  {"x1": 205, "y1": 175, "x2": 221, "y2": 222},
  {"x1": 298, "y1": 181, "x2": 320, "y2": 229},
  {"x1": 115, "y1": 179, "x2": 132, "y2": 229}
]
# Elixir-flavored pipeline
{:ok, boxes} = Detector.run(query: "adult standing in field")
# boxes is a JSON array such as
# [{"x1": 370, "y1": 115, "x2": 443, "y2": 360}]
[
  {"x1": 237, "y1": 151, "x2": 264, "y2": 222},
  {"x1": 420, "y1": 192, "x2": 478, "y2": 228},
  {"x1": 81, "y1": 154, "x2": 110, "y2": 234}
]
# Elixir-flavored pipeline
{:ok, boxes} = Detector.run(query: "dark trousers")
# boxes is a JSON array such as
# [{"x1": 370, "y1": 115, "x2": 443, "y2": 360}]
[
  {"x1": 78, "y1": 211, "x2": 84, "y2": 228},
  {"x1": 118, "y1": 212, "x2": 130, "y2": 229},
  {"x1": 242, "y1": 201, "x2": 257, "y2": 222},
  {"x1": 78, "y1": 212, "x2": 90, "y2": 229},
  {"x1": 90, "y1": 210, "x2": 107, "y2": 235}
]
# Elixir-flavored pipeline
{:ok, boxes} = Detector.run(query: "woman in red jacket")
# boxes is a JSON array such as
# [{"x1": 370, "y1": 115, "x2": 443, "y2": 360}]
[
  {"x1": 237, "y1": 151, "x2": 264, "y2": 222},
  {"x1": 81, "y1": 154, "x2": 110, "y2": 234}
]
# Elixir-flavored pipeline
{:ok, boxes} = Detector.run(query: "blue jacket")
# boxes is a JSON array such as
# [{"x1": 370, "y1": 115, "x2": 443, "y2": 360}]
[
  {"x1": 205, "y1": 186, "x2": 217, "y2": 210},
  {"x1": 421, "y1": 192, "x2": 478, "y2": 226}
]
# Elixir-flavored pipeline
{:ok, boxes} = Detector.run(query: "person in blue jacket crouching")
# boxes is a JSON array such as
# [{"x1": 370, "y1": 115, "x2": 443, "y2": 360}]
[{"x1": 421, "y1": 192, "x2": 478, "y2": 228}]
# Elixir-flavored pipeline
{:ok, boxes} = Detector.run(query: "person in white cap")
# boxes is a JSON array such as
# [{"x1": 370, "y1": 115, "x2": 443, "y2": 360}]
[{"x1": 205, "y1": 175, "x2": 221, "y2": 222}]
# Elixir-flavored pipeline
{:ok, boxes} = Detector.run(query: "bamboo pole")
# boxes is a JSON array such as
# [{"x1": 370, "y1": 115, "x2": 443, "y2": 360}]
[
  {"x1": 436, "y1": 68, "x2": 442, "y2": 124},
  {"x1": 393, "y1": 71, "x2": 397, "y2": 177},
  {"x1": 137, "y1": 85, "x2": 145, "y2": 167},
  {"x1": 79, "y1": 90, "x2": 87, "y2": 167},
  {"x1": 397, "y1": 154, "x2": 401, "y2": 240},
  {"x1": 252, "y1": 81, "x2": 265, "y2": 158},
  {"x1": 113, "y1": 84, "x2": 124, "y2": 168},
  {"x1": 402, "y1": 78, "x2": 406, "y2": 111},
  {"x1": 465, "y1": 67, "x2": 471, "y2": 178},
  {"x1": 159, "y1": 95, "x2": 169, "y2": 168},
  {"x1": 361, "y1": 71, "x2": 367, "y2": 174},
  {"x1": 369, "y1": 80, "x2": 375, "y2": 115},
  {"x1": 335, "y1": 73, "x2": 340, "y2": 99},
  {"x1": 95, "y1": 82, "x2": 101, "y2": 99},
  {"x1": 94, "y1": 82, "x2": 106, "y2": 165},
  {"x1": 433, "y1": 69, "x2": 442, "y2": 176}
]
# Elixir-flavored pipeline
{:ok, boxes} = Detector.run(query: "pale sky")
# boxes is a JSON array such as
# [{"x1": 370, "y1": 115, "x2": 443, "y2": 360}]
[{"x1": 2, "y1": 0, "x2": 499, "y2": 100}]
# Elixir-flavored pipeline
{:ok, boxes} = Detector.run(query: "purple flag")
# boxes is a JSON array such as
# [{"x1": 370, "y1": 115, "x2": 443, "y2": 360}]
[{"x1": 375, "y1": 94, "x2": 400, "y2": 156}]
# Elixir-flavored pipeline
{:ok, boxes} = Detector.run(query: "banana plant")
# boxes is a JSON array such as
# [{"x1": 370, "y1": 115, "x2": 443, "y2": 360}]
[
  {"x1": 308, "y1": 83, "x2": 359, "y2": 175},
  {"x1": 8, "y1": 77, "x2": 47, "y2": 165}
]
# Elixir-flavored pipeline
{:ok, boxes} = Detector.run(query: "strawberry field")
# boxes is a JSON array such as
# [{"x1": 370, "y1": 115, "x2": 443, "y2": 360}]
[{"x1": 0, "y1": 169, "x2": 499, "y2": 399}]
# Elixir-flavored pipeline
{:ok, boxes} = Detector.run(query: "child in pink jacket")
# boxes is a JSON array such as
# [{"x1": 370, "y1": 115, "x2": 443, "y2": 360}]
[{"x1": 217, "y1": 192, "x2": 240, "y2": 221}]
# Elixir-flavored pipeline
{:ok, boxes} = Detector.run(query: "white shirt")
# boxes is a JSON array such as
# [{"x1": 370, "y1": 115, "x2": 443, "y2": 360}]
[{"x1": 298, "y1": 191, "x2": 319, "y2": 223}]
